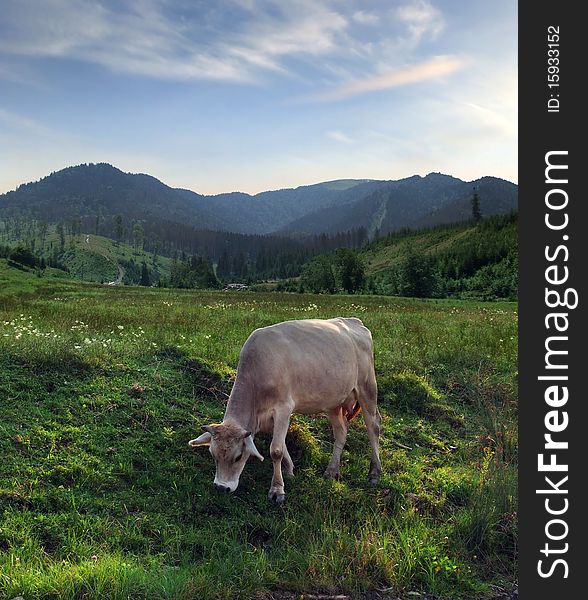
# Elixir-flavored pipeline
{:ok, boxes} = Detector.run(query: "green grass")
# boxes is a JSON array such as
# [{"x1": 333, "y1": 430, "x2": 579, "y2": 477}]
[
  {"x1": 69, "y1": 234, "x2": 173, "y2": 283},
  {"x1": 0, "y1": 260, "x2": 518, "y2": 599},
  {"x1": 1, "y1": 225, "x2": 173, "y2": 283},
  {"x1": 362, "y1": 225, "x2": 474, "y2": 275}
]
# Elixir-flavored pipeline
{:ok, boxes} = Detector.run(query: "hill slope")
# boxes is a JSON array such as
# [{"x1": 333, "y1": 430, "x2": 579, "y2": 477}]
[
  {"x1": 282, "y1": 173, "x2": 517, "y2": 236},
  {"x1": 1, "y1": 226, "x2": 173, "y2": 285},
  {"x1": 0, "y1": 163, "x2": 225, "y2": 232},
  {"x1": 362, "y1": 213, "x2": 518, "y2": 299},
  {"x1": 57, "y1": 233, "x2": 174, "y2": 284},
  {"x1": 0, "y1": 164, "x2": 381, "y2": 236},
  {"x1": 1, "y1": 164, "x2": 517, "y2": 239}
]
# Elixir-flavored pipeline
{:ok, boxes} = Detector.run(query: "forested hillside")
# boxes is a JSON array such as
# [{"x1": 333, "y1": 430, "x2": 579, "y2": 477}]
[
  {"x1": 282, "y1": 173, "x2": 517, "y2": 236},
  {"x1": 0, "y1": 219, "x2": 369, "y2": 287},
  {"x1": 1, "y1": 164, "x2": 517, "y2": 241},
  {"x1": 286, "y1": 213, "x2": 517, "y2": 300},
  {"x1": 0, "y1": 163, "x2": 378, "y2": 236},
  {"x1": 1, "y1": 163, "x2": 518, "y2": 298},
  {"x1": 365, "y1": 213, "x2": 518, "y2": 300}
]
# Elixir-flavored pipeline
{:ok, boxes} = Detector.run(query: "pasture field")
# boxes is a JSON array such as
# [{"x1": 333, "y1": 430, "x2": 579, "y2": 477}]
[{"x1": 0, "y1": 261, "x2": 518, "y2": 599}]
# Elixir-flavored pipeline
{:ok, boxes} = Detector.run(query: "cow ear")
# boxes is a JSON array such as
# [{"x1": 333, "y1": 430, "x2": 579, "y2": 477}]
[
  {"x1": 188, "y1": 431, "x2": 212, "y2": 447},
  {"x1": 244, "y1": 434, "x2": 264, "y2": 462}
]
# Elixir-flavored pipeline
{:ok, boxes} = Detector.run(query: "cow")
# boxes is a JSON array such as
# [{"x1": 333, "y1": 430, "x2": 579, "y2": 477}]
[{"x1": 188, "y1": 317, "x2": 381, "y2": 503}]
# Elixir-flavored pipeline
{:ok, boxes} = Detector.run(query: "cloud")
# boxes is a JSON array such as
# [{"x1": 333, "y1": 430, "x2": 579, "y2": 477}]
[
  {"x1": 301, "y1": 55, "x2": 468, "y2": 103},
  {"x1": 225, "y1": 1, "x2": 348, "y2": 74},
  {"x1": 0, "y1": 0, "x2": 453, "y2": 88},
  {"x1": 396, "y1": 0, "x2": 444, "y2": 44},
  {"x1": 0, "y1": 63, "x2": 44, "y2": 87},
  {"x1": 0, "y1": 107, "x2": 56, "y2": 137},
  {"x1": 326, "y1": 130, "x2": 353, "y2": 144},
  {"x1": 0, "y1": 0, "x2": 251, "y2": 82},
  {"x1": 352, "y1": 11, "x2": 379, "y2": 26},
  {"x1": 462, "y1": 101, "x2": 517, "y2": 138},
  {"x1": 0, "y1": 0, "x2": 350, "y2": 83}
]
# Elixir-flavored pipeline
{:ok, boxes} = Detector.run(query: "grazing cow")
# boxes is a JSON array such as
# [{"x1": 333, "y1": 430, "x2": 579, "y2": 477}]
[{"x1": 188, "y1": 317, "x2": 381, "y2": 503}]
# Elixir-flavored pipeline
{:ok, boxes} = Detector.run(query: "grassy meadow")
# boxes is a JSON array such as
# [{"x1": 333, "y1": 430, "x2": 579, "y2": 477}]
[{"x1": 0, "y1": 260, "x2": 518, "y2": 599}]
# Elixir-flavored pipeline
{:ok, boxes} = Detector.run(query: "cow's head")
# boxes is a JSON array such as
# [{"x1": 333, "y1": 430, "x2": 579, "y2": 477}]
[{"x1": 188, "y1": 421, "x2": 264, "y2": 492}]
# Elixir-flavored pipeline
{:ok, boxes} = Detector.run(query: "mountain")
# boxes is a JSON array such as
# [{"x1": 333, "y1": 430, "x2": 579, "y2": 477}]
[
  {"x1": 0, "y1": 164, "x2": 381, "y2": 236},
  {"x1": 0, "y1": 163, "x2": 517, "y2": 240},
  {"x1": 186, "y1": 179, "x2": 382, "y2": 234},
  {"x1": 0, "y1": 163, "x2": 225, "y2": 231},
  {"x1": 281, "y1": 173, "x2": 518, "y2": 236}
]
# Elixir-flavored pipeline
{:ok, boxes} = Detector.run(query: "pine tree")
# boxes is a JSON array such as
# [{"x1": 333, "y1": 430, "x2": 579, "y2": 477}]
[
  {"x1": 56, "y1": 222, "x2": 65, "y2": 253},
  {"x1": 115, "y1": 214, "x2": 124, "y2": 243},
  {"x1": 140, "y1": 262, "x2": 150, "y2": 286},
  {"x1": 471, "y1": 188, "x2": 482, "y2": 222},
  {"x1": 217, "y1": 249, "x2": 230, "y2": 279},
  {"x1": 398, "y1": 246, "x2": 437, "y2": 298}
]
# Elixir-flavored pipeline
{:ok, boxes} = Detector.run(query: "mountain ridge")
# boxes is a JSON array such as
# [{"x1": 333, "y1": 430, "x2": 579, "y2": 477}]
[{"x1": 0, "y1": 163, "x2": 517, "y2": 238}]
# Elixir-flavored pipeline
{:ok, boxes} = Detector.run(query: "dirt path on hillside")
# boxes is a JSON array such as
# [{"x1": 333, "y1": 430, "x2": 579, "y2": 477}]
[
  {"x1": 84, "y1": 234, "x2": 125, "y2": 285},
  {"x1": 107, "y1": 263, "x2": 125, "y2": 286}
]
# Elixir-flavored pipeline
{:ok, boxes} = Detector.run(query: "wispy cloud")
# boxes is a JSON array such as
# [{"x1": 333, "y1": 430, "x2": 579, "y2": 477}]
[
  {"x1": 300, "y1": 55, "x2": 468, "y2": 103},
  {"x1": 352, "y1": 10, "x2": 379, "y2": 26},
  {"x1": 224, "y1": 1, "x2": 348, "y2": 75},
  {"x1": 0, "y1": 0, "x2": 350, "y2": 83},
  {"x1": 0, "y1": 107, "x2": 56, "y2": 137},
  {"x1": 0, "y1": 63, "x2": 45, "y2": 88},
  {"x1": 0, "y1": 0, "x2": 452, "y2": 88},
  {"x1": 1, "y1": 0, "x2": 250, "y2": 82},
  {"x1": 326, "y1": 130, "x2": 353, "y2": 144},
  {"x1": 462, "y1": 101, "x2": 517, "y2": 138},
  {"x1": 396, "y1": 0, "x2": 444, "y2": 44}
]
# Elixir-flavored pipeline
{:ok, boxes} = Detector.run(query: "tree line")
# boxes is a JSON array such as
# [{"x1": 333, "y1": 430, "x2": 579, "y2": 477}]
[
  {"x1": 1, "y1": 208, "x2": 517, "y2": 300},
  {"x1": 370, "y1": 212, "x2": 517, "y2": 300},
  {"x1": 0, "y1": 215, "x2": 370, "y2": 289}
]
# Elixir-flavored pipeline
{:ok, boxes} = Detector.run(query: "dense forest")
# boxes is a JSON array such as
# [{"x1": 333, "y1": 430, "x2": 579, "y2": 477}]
[
  {"x1": 0, "y1": 213, "x2": 517, "y2": 299},
  {"x1": 1, "y1": 198, "x2": 517, "y2": 299},
  {"x1": 368, "y1": 212, "x2": 517, "y2": 300},
  {"x1": 0, "y1": 218, "x2": 369, "y2": 287},
  {"x1": 271, "y1": 213, "x2": 517, "y2": 300},
  {"x1": 0, "y1": 163, "x2": 518, "y2": 298}
]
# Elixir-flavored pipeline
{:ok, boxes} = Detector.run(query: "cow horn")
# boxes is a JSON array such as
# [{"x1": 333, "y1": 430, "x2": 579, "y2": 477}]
[
  {"x1": 188, "y1": 431, "x2": 212, "y2": 447},
  {"x1": 244, "y1": 434, "x2": 264, "y2": 461}
]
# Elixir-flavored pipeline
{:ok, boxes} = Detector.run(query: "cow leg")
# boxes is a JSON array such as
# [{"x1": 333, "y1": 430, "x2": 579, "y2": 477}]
[
  {"x1": 359, "y1": 378, "x2": 382, "y2": 485},
  {"x1": 268, "y1": 411, "x2": 292, "y2": 503},
  {"x1": 324, "y1": 406, "x2": 348, "y2": 480},
  {"x1": 282, "y1": 442, "x2": 294, "y2": 477}
]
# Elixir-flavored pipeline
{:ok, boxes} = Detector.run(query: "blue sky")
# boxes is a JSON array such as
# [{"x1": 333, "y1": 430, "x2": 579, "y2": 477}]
[{"x1": 0, "y1": 0, "x2": 517, "y2": 195}]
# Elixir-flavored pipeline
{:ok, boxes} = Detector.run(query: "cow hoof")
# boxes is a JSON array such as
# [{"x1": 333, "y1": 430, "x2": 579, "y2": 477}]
[
  {"x1": 323, "y1": 469, "x2": 341, "y2": 481},
  {"x1": 268, "y1": 490, "x2": 286, "y2": 504},
  {"x1": 367, "y1": 473, "x2": 380, "y2": 486}
]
